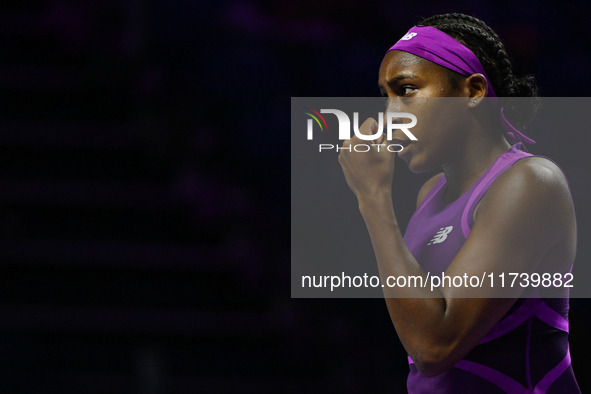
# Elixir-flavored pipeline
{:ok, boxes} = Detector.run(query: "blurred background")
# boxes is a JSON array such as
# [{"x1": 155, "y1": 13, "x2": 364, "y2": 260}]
[{"x1": 0, "y1": 0, "x2": 590, "y2": 393}]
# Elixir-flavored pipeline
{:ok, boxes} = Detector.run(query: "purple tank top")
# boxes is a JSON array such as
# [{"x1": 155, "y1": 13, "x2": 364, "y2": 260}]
[{"x1": 403, "y1": 144, "x2": 580, "y2": 393}]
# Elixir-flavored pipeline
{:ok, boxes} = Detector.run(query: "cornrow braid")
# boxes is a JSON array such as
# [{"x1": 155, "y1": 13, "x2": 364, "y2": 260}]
[{"x1": 418, "y1": 13, "x2": 540, "y2": 131}]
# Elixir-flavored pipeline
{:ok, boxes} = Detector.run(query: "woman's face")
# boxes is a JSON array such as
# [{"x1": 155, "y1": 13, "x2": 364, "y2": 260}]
[{"x1": 378, "y1": 50, "x2": 472, "y2": 173}]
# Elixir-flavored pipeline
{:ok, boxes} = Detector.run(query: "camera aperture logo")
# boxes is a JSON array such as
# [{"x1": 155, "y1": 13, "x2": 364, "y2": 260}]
[{"x1": 303, "y1": 108, "x2": 417, "y2": 153}]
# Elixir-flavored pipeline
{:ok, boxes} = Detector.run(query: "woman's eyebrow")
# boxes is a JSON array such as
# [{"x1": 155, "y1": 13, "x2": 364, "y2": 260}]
[
  {"x1": 387, "y1": 74, "x2": 419, "y2": 85},
  {"x1": 378, "y1": 73, "x2": 419, "y2": 91}
]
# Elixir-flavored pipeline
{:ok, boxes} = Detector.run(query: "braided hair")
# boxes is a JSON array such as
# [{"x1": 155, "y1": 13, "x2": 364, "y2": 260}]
[{"x1": 418, "y1": 13, "x2": 540, "y2": 131}]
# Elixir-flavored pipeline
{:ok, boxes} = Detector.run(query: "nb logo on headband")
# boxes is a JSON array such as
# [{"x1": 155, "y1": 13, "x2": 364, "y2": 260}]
[{"x1": 400, "y1": 32, "x2": 417, "y2": 41}]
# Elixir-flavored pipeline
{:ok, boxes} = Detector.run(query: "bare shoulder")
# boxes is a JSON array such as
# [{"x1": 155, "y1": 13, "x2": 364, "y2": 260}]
[
  {"x1": 475, "y1": 156, "x2": 575, "y2": 246},
  {"x1": 506, "y1": 156, "x2": 567, "y2": 181},
  {"x1": 416, "y1": 172, "x2": 445, "y2": 209},
  {"x1": 486, "y1": 156, "x2": 571, "y2": 205}
]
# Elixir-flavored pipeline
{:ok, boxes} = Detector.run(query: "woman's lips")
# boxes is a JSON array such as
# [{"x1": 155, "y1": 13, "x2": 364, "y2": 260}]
[{"x1": 394, "y1": 140, "x2": 412, "y2": 160}]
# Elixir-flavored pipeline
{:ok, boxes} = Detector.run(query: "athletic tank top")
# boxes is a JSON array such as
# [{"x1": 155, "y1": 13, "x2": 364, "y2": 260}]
[{"x1": 403, "y1": 144, "x2": 580, "y2": 393}]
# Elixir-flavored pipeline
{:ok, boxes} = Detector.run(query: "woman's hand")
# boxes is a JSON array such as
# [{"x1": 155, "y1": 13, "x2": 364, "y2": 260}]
[{"x1": 338, "y1": 117, "x2": 396, "y2": 200}]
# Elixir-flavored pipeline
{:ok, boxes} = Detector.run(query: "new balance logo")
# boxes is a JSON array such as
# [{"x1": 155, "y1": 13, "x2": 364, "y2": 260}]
[
  {"x1": 400, "y1": 32, "x2": 417, "y2": 40},
  {"x1": 428, "y1": 226, "x2": 453, "y2": 245}
]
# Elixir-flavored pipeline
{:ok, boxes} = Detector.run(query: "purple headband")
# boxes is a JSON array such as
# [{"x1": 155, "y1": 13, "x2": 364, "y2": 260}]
[{"x1": 388, "y1": 25, "x2": 535, "y2": 149}]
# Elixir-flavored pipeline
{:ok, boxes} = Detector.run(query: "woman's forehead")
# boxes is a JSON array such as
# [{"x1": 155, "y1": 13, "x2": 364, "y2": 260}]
[
  {"x1": 380, "y1": 51, "x2": 427, "y2": 76},
  {"x1": 379, "y1": 50, "x2": 444, "y2": 83},
  {"x1": 386, "y1": 50, "x2": 424, "y2": 66}
]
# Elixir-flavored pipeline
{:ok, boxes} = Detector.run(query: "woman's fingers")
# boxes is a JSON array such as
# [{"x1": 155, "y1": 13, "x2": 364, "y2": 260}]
[{"x1": 337, "y1": 117, "x2": 396, "y2": 199}]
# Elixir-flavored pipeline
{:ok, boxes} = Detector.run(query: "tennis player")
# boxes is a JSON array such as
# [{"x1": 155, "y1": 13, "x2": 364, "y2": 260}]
[{"x1": 338, "y1": 13, "x2": 579, "y2": 393}]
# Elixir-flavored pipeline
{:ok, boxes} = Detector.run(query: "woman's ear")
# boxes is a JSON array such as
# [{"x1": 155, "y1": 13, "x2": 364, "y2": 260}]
[{"x1": 465, "y1": 73, "x2": 489, "y2": 99}]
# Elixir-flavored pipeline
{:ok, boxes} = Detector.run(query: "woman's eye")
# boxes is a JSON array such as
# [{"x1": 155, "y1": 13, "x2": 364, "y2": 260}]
[{"x1": 401, "y1": 86, "x2": 415, "y2": 95}]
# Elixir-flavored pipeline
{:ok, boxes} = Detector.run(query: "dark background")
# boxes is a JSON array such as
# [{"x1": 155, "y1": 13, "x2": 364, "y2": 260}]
[{"x1": 0, "y1": 0, "x2": 590, "y2": 393}]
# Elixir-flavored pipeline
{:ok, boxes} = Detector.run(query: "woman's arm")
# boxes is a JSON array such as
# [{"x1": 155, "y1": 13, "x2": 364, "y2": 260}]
[{"x1": 338, "y1": 121, "x2": 576, "y2": 377}]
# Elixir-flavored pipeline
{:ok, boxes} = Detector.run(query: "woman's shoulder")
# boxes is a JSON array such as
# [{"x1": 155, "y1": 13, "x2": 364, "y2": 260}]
[
  {"x1": 494, "y1": 155, "x2": 570, "y2": 196},
  {"x1": 476, "y1": 155, "x2": 574, "y2": 232},
  {"x1": 474, "y1": 154, "x2": 576, "y2": 272}
]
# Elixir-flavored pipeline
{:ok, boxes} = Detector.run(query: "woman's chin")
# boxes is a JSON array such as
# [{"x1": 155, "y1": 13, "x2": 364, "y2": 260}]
[{"x1": 404, "y1": 156, "x2": 436, "y2": 174}]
